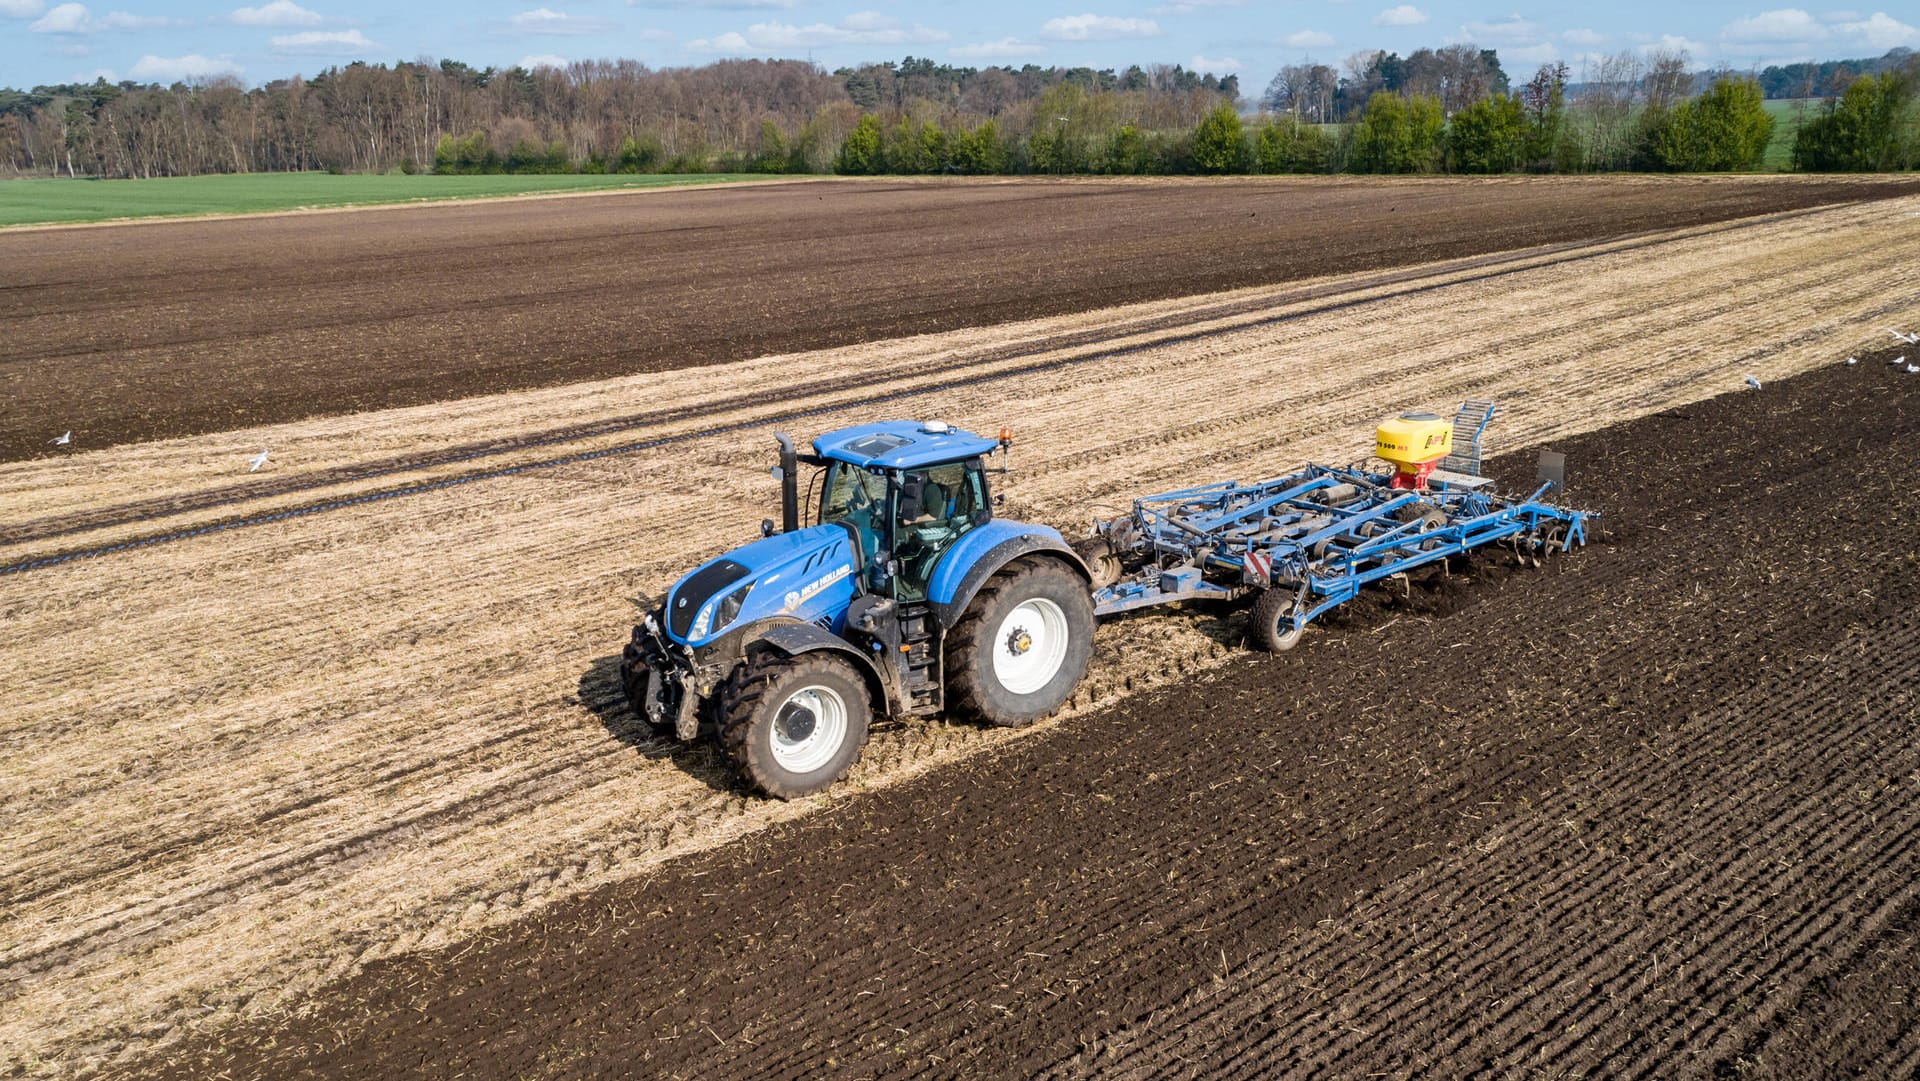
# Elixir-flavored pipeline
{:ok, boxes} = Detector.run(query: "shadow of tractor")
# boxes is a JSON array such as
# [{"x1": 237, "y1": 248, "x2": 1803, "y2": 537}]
[{"x1": 576, "y1": 652, "x2": 738, "y2": 796}]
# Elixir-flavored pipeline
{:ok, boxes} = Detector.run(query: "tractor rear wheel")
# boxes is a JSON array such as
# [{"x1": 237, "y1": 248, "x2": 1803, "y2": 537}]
[
  {"x1": 1252, "y1": 588, "x2": 1305, "y2": 652},
  {"x1": 946, "y1": 558, "x2": 1095, "y2": 727},
  {"x1": 717, "y1": 652, "x2": 871, "y2": 800}
]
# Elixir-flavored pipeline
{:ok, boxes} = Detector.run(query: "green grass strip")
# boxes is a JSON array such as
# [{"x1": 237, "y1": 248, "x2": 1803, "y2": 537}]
[{"x1": 0, "y1": 171, "x2": 772, "y2": 227}]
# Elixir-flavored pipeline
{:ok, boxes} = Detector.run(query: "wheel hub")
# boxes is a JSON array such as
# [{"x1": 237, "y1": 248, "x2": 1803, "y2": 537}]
[
  {"x1": 776, "y1": 701, "x2": 817, "y2": 743},
  {"x1": 991, "y1": 597, "x2": 1071, "y2": 696}
]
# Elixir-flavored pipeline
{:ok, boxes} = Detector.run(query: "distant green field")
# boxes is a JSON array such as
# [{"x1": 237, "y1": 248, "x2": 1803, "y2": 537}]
[
  {"x1": 0, "y1": 171, "x2": 773, "y2": 227},
  {"x1": 1761, "y1": 98, "x2": 1820, "y2": 171}
]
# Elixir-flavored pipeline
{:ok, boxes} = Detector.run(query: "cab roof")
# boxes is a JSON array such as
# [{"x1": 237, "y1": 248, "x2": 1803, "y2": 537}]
[{"x1": 812, "y1": 420, "x2": 1000, "y2": 470}]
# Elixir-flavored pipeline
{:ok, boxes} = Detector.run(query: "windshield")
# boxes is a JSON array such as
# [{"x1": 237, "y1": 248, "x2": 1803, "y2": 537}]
[{"x1": 820, "y1": 463, "x2": 889, "y2": 569}]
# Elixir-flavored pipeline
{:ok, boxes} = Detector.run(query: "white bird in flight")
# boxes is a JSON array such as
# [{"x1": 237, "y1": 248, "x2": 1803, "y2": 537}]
[
  {"x1": 1845, "y1": 357, "x2": 1858, "y2": 365},
  {"x1": 1895, "y1": 355, "x2": 1910, "y2": 367},
  {"x1": 248, "y1": 449, "x2": 270, "y2": 472},
  {"x1": 50, "y1": 430, "x2": 71, "y2": 445},
  {"x1": 1743, "y1": 375, "x2": 1762, "y2": 390},
  {"x1": 1890, "y1": 329, "x2": 1920, "y2": 344},
  {"x1": 1908, "y1": 364, "x2": 1920, "y2": 375}
]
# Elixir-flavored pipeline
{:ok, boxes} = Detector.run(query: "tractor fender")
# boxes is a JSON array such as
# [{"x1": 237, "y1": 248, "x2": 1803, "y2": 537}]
[
  {"x1": 929, "y1": 531, "x2": 1092, "y2": 630},
  {"x1": 753, "y1": 620, "x2": 900, "y2": 716}
]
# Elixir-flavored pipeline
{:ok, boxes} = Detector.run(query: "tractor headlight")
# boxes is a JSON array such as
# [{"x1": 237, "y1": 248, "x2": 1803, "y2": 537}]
[
  {"x1": 692, "y1": 581, "x2": 753, "y2": 641},
  {"x1": 715, "y1": 582, "x2": 753, "y2": 630}
]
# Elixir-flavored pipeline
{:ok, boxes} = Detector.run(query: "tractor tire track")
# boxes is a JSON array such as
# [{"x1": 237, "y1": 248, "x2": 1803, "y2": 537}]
[
  {"x1": 129, "y1": 358, "x2": 1920, "y2": 1081},
  {"x1": 0, "y1": 201, "x2": 1867, "y2": 565}
]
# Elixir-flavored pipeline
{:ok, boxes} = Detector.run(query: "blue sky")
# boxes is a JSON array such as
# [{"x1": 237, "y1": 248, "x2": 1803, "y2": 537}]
[{"x1": 2, "y1": 1, "x2": 1916, "y2": 92}]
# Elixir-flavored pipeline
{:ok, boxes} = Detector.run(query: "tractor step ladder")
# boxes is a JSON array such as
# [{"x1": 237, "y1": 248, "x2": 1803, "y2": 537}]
[
  {"x1": 898, "y1": 602, "x2": 942, "y2": 713},
  {"x1": 1443, "y1": 399, "x2": 1496, "y2": 477}
]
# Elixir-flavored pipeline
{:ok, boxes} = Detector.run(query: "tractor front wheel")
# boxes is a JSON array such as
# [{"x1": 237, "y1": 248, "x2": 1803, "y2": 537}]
[
  {"x1": 946, "y1": 558, "x2": 1095, "y2": 727},
  {"x1": 718, "y1": 652, "x2": 872, "y2": 799}
]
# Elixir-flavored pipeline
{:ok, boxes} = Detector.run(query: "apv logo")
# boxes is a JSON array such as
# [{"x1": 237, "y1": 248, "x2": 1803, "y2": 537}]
[{"x1": 783, "y1": 564, "x2": 852, "y2": 613}]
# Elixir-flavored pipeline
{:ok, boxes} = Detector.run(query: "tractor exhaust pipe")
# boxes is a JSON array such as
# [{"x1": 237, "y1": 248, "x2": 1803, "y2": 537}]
[{"x1": 774, "y1": 432, "x2": 800, "y2": 534}]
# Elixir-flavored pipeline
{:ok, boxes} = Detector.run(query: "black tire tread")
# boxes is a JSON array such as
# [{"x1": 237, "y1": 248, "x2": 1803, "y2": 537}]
[
  {"x1": 945, "y1": 557, "x2": 1094, "y2": 728},
  {"x1": 619, "y1": 629, "x2": 666, "y2": 729},
  {"x1": 1252, "y1": 587, "x2": 1304, "y2": 652},
  {"x1": 716, "y1": 651, "x2": 872, "y2": 800}
]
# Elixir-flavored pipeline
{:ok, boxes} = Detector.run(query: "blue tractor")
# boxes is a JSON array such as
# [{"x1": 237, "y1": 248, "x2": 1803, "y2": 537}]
[{"x1": 622, "y1": 421, "x2": 1096, "y2": 799}]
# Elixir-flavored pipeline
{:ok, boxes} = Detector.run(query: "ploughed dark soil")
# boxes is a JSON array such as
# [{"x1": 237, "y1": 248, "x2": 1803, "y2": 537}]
[
  {"x1": 7, "y1": 174, "x2": 1920, "y2": 462},
  {"x1": 143, "y1": 357, "x2": 1920, "y2": 1079}
]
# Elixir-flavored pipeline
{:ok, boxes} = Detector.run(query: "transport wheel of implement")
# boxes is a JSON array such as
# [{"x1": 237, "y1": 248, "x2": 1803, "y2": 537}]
[
  {"x1": 718, "y1": 653, "x2": 872, "y2": 799},
  {"x1": 1252, "y1": 588, "x2": 1305, "y2": 652},
  {"x1": 946, "y1": 558, "x2": 1096, "y2": 727},
  {"x1": 1071, "y1": 536, "x2": 1123, "y2": 590}
]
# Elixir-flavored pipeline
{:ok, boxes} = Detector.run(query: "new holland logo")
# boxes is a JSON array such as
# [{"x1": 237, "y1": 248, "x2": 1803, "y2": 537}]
[{"x1": 784, "y1": 564, "x2": 852, "y2": 612}]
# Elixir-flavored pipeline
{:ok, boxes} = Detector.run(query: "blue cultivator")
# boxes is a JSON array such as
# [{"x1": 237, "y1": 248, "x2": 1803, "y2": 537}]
[{"x1": 1080, "y1": 403, "x2": 1591, "y2": 651}]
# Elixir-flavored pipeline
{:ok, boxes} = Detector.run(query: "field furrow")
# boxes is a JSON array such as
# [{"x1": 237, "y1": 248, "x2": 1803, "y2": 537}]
[{"x1": 2, "y1": 194, "x2": 1916, "y2": 1075}]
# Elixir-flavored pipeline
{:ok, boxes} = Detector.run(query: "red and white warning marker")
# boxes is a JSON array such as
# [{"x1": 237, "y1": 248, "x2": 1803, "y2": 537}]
[{"x1": 1241, "y1": 550, "x2": 1272, "y2": 586}]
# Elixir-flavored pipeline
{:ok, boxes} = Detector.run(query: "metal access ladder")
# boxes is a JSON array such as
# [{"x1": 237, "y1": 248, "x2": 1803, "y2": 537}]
[{"x1": 1442, "y1": 399, "x2": 1497, "y2": 477}]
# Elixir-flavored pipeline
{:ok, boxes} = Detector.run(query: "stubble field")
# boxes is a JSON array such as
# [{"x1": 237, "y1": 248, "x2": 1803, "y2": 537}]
[
  {"x1": 6, "y1": 173, "x2": 1920, "y2": 461},
  {"x1": 1, "y1": 177, "x2": 1917, "y2": 1077}
]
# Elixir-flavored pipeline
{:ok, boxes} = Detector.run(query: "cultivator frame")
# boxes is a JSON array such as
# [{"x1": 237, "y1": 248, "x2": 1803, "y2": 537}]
[{"x1": 1088, "y1": 458, "x2": 1590, "y2": 642}]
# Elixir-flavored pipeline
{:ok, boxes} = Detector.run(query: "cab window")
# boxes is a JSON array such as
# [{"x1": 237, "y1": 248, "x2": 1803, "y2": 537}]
[
  {"x1": 894, "y1": 460, "x2": 987, "y2": 600},
  {"x1": 820, "y1": 462, "x2": 888, "y2": 564}
]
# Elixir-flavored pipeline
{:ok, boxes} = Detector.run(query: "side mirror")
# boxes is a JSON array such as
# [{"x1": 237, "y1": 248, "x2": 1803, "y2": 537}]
[
  {"x1": 760, "y1": 518, "x2": 776, "y2": 537},
  {"x1": 993, "y1": 493, "x2": 1006, "y2": 507}
]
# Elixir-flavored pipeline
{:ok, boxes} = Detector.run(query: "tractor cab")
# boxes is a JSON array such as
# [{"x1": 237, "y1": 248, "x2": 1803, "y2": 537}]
[
  {"x1": 627, "y1": 419, "x2": 1092, "y2": 801},
  {"x1": 800, "y1": 421, "x2": 1003, "y2": 601}
]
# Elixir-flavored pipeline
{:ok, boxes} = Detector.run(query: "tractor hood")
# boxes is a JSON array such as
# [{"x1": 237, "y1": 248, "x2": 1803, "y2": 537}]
[{"x1": 662, "y1": 524, "x2": 860, "y2": 648}]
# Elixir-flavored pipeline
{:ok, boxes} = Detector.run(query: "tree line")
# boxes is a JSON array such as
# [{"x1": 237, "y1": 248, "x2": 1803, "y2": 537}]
[{"x1": 1, "y1": 47, "x2": 1915, "y2": 181}]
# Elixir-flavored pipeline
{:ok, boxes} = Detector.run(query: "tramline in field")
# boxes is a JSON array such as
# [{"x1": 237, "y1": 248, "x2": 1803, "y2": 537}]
[{"x1": 622, "y1": 402, "x2": 1592, "y2": 798}]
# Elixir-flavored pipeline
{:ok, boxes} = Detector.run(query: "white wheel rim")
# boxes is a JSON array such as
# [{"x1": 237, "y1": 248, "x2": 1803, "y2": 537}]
[
  {"x1": 770, "y1": 684, "x2": 848, "y2": 774},
  {"x1": 992, "y1": 597, "x2": 1070, "y2": 696}
]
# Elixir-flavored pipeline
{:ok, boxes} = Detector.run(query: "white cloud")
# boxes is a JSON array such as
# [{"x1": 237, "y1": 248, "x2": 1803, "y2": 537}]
[
  {"x1": 1, "y1": 0, "x2": 46, "y2": 17},
  {"x1": 506, "y1": 7, "x2": 615, "y2": 35},
  {"x1": 1651, "y1": 33, "x2": 1706, "y2": 57},
  {"x1": 1459, "y1": 15, "x2": 1542, "y2": 42},
  {"x1": 1372, "y1": 5, "x2": 1427, "y2": 28},
  {"x1": 1833, "y1": 11, "x2": 1918, "y2": 48},
  {"x1": 95, "y1": 9, "x2": 169, "y2": 27},
  {"x1": 230, "y1": 1, "x2": 320, "y2": 26},
  {"x1": 30, "y1": 3, "x2": 90, "y2": 31},
  {"x1": 30, "y1": 3, "x2": 177, "y2": 31},
  {"x1": 519, "y1": 53, "x2": 570, "y2": 69},
  {"x1": 1282, "y1": 28, "x2": 1334, "y2": 48},
  {"x1": 1721, "y1": 8, "x2": 1826, "y2": 43},
  {"x1": 128, "y1": 53, "x2": 243, "y2": 81},
  {"x1": 691, "y1": 11, "x2": 946, "y2": 50},
  {"x1": 950, "y1": 36, "x2": 1045, "y2": 58},
  {"x1": 685, "y1": 29, "x2": 750, "y2": 51},
  {"x1": 270, "y1": 28, "x2": 379, "y2": 53},
  {"x1": 1562, "y1": 27, "x2": 1604, "y2": 47},
  {"x1": 1188, "y1": 53, "x2": 1241, "y2": 74},
  {"x1": 1039, "y1": 13, "x2": 1160, "y2": 41}
]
